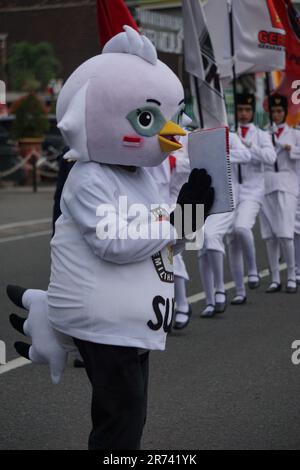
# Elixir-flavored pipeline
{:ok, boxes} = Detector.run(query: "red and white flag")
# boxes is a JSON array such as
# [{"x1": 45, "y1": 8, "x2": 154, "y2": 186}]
[
  {"x1": 268, "y1": 1, "x2": 300, "y2": 116},
  {"x1": 275, "y1": 0, "x2": 300, "y2": 75}
]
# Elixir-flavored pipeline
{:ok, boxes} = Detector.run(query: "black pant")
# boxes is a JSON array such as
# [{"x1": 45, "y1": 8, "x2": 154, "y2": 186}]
[{"x1": 73, "y1": 338, "x2": 149, "y2": 450}]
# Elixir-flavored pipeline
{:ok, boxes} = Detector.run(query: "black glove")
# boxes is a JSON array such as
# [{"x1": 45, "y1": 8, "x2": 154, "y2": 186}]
[{"x1": 170, "y1": 168, "x2": 214, "y2": 236}]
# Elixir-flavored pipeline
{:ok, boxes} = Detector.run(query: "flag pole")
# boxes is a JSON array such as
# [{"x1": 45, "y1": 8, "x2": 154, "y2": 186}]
[
  {"x1": 228, "y1": 0, "x2": 242, "y2": 183},
  {"x1": 265, "y1": 72, "x2": 279, "y2": 172},
  {"x1": 228, "y1": 0, "x2": 238, "y2": 132},
  {"x1": 193, "y1": 76, "x2": 205, "y2": 129}
]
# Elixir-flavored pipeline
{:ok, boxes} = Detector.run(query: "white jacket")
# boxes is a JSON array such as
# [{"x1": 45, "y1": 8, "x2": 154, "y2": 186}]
[
  {"x1": 236, "y1": 123, "x2": 276, "y2": 203},
  {"x1": 264, "y1": 125, "x2": 300, "y2": 197},
  {"x1": 48, "y1": 162, "x2": 179, "y2": 350}
]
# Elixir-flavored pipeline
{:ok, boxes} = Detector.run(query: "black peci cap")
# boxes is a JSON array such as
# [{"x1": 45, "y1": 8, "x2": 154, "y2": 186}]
[
  {"x1": 236, "y1": 93, "x2": 256, "y2": 111},
  {"x1": 269, "y1": 94, "x2": 288, "y2": 111}
]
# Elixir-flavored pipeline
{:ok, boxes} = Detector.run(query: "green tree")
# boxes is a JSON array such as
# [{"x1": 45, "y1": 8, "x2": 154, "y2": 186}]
[
  {"x1": 11, "y1": 93, "x2": 49, "y2": 139},
  {"x1": 7, "y1": 41, "x2": 61, "y2": 92}
]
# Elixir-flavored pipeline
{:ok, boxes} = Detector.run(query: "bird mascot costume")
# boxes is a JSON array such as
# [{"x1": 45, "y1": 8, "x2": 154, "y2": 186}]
[{"x1": 6, "y1": 26, "x2": 213, "y2": 450}]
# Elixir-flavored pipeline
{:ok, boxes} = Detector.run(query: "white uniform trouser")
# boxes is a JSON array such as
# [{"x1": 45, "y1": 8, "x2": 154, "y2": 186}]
[
  {"x1": 198, "y1": 212, "x2": 235, "y2": 306},
  {"x1": 260, "y1": 191, "x2": 297, "y2": 283},
  {"x1": 199, "y1": 212, "x2": 235, "y2": 256},
  {"x1": 294, "y1": 194, "x2": 300, "y2": 277},
  {"x1": 294, "y1": 193, "x2": 300, "y2": 235},
  {"x1": 226, "y1": 199, "x2": 261, "y2": 297},
  {"x1": 227, "y1": 199, "x2": 261, "y2": 241},
  {"x1": 260, "y1": 191, "x2": 297, "y2": 239},
  {"x1": 174, "y1": 253, "x2": 189, "y2": 281}
]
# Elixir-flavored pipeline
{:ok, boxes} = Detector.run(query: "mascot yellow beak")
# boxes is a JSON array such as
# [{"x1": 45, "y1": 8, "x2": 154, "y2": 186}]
[{"x1": 158, "y1": 121, "x2": 186, "y2": 153}]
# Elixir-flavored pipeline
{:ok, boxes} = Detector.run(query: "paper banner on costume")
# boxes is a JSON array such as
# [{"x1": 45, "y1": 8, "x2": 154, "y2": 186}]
[
  {"x1": 96, "y1": 0, "x2": 139, "y2": 48},
  {"x1": 182, "y1": 0, "x2": 228, "y2": 128}
]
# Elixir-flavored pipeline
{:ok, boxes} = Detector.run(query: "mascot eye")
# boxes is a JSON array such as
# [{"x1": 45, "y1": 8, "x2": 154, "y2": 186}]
[
  {"x1": 127, "y1": 105, "x2": 166, "y2": 137},
  {"x1": 138, "y1": 110, "x2": 154, "y2": 129}
]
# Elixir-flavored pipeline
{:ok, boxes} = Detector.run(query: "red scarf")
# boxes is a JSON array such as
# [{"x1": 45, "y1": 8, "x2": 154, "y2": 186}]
[
  {"x1": 275, "y1": 127, "x2": 284, "y2": 139},
  {"x1": 240, "y1": 126, "x2": 250, "y2": 139}
]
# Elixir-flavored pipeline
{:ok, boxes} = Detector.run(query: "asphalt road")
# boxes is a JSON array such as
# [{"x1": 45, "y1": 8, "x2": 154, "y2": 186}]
[{"x1": 0, "y1": 188, "x2": 300, "y2": 450}]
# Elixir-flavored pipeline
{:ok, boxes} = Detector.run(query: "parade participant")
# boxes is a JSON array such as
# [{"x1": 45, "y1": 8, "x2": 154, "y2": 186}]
[
  {"x1": 260, "y1": 94, "x2": 300, "y2": 293},
  {"x1": 198, "y1": 132, "x2": 251, "y2": 318},
  {"x1": 170, "y1": 134, "x2": 194, "y2": 329},
  {"x1": 294, "y1": 159, "x2": 300, "y2": 284},
  {"x1": 148, "y1": 132, "x2": 192, "y2": 330},
  {"x1": 6, "y1": 27, "x2": 214, "y2": 450},
  {"x1": 227, "y1": 93, "x2": 276, "y2": 305}
]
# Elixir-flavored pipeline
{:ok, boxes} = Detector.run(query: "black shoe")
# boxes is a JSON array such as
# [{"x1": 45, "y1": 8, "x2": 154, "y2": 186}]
[
  {"x1": 215, "y1": 291, "x2": 227, "y2": 314},
  {"x1": 14, "y1": 341, "x2": 30, "y2": 360},
  {"x1": 201, "y1": 304, "x2": 216, "y2": 318},
  {"x1": 7, "y1": 285, "x2": 27, "y2": 309},
  {"x1": 296, "y1": 277, "x2": 300, "y2": 286},
  {"x1": 73, "y1": 359, "x2": 85, "y2": 368},
  {"x1": 173, "y1": 305, "x2": 192, "y2": 330},
  {"x1": 266, "y1": 282, "x2": 281, "y2": 293},
  {"x1": 248, "y1": 274, "x2": 260, "y2": 290},
  {"x1": 231, "y1": 295, "x2": 247, "y2": 305},
  {"x1": 286, "y1": 280, "x2": 297, "y2": 294},
  {"x1": 9, "y1": 314, "x2": 26, "y2": 335}
]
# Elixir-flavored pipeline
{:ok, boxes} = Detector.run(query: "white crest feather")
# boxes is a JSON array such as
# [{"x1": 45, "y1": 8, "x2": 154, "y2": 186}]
[
  {"x1": 103, "y1": 25, "x2": 157, "y2": 65},
  {"x1": 58, "y1": 81, "x2": 90, "y2": 162}
]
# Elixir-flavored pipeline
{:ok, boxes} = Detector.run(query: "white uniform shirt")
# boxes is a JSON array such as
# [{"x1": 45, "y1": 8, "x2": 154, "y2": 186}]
[
  {"x1": 237, "y1": 123, "x2": 276, "y2": 203},
  {"x1": 48, "y1": 161, "x2": 179, "y2": 351},
  {"x1": 229, "y1": 132, "x2": 252, "y2": 205},
  {"x1": 264, "y1": 124, "x2": 300, "y2": 197}
]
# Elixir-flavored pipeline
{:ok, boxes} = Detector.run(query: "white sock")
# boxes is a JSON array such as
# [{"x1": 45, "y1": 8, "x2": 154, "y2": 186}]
[
  {"x1": 198, "y1": 253, "x2": 215, "y2": 306},
  {"x1": 227, "y1": 235, "x2": 246, "y2": 297},
  {"x1": 279, "y1": 238, "x2": 296, "y2": 281},
  {"x1": 294, "y1": 233, "x2": 300, "y2": 277},
  {"x1": 265, "y1": 238, "x2": 280, "y2": 284},
  {"x1": 202, "y1": 305, "x2": 215, "y2": 314},
  {"x1": 207, "y1": 250, "x2": 225, "y2": 293},
  {"x1": 236, "y1": 227, "x2": 258, "y2": 276},
  {"x1": 174, "y1": 275, "x2": 189, "y2": 313},
  {"x1": 175, "y1": 313, "x2": 190, "y2": 323}
]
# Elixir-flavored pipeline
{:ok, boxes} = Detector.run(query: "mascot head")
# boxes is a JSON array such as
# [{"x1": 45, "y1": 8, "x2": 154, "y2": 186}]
[{"x1": 57, "y1": 26, "x2": 186, "y2": 167}]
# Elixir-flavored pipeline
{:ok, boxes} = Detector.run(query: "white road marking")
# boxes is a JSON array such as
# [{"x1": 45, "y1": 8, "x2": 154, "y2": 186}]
[
  {"x1": 0, "y1": 263, "x2": 287, "y2": 376},
  {"x1": 0, "y1": 230, "x2": 51, "y2": 243},
  {"x1": 0, "y1": 218, "x2": 51, "y2": 230},
  {"x1": 0, "y1": 357, "x2": 31, "y2": 375}
]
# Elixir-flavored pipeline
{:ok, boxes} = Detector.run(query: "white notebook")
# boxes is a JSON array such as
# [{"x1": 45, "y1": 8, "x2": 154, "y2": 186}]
[{"x1": 188, "y1": 126, "x2": 234, "y2": 215}]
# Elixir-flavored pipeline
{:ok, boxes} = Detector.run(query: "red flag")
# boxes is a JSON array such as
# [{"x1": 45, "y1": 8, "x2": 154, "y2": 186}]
[
  {"x1": 276, "y1": 0, "x2": 300, "y2": 75},
  {"x1": 96, "y1": 0, "x2": 139, "y2": 48}
]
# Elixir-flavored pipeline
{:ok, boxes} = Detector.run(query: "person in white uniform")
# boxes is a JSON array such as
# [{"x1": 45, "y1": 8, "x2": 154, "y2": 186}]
[
  {"x1": 198, "y1": 132, "x2": 251, "y2": 318},
  {"x1": 6, "y1": 27, "x2": 214, "y2": 450},
  {"x1": 226, "y1": 93, "x2": 276, "y2": 305},
  {"x1": 294, "y1": 159, "x2": 300, "y2": 284},
  {"x1": 146, "y1": 145, "x2": 191, "y2": 330},
  {"x1": 260, "y1": 94, "x2": 300, "y2": 294}
]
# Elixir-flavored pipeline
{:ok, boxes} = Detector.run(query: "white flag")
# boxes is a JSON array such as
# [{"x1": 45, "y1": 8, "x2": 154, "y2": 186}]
[
  {"x1": 182, "y1": 0, "x2": 228, "y2": 128},
  {"x1": 203, "y1": 0, "x2": 286, "y2": 77}
]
